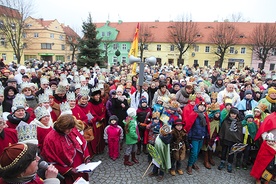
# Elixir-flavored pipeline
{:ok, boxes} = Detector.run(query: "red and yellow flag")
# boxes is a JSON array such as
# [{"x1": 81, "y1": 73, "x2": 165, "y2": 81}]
[{"x1": 128, "y1": 23, "x2": 140, "y2": 75}]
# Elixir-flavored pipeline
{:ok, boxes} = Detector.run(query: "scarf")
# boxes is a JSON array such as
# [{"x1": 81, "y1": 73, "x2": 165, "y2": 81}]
[
  {"x1": 266, "y1": 95, "x2": 276, "y2": 103},
  {"x1": 3, "y1": 173, "x2": 36, "y2": 183},
  {"x1": 229, "y1": 117, "x2": 237, "y2": 132},
  {"x1": 7, "y1": 113, "x2": 30, "y2": 125},
  {"x1": 25, "y1": 95, "x2": 35, "y2": 100},
  {"x1": 245, "y1": 99, "x2": 252, "y2": 110},
  {"x1": 195, "y1": 109, "x2": 206, "y2": 126},
  {"x1": 180, "y1": 88, "x2": 190, "y2": 98},
  {"x1": 242, "y1": 119, "x2": 257, "y2": 144},
  {"x1": 159, "y1": 134, "x2": 172, "y2": 145}
]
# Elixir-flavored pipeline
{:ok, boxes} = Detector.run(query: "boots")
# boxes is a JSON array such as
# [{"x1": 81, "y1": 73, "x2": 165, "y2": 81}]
[
  {"x1": 131, "y1": 152, "x2": 139, "y2": 164},
  {"x1": 186, "y1": 166, "x2": 192, "y2": 175},
  {"x1": 218, "y1": 161, "x2": 225, "y2": 170},
  {"x1": 203, "y1": 151, "x2": 211, "y2": 169},
  {"x1": 136, "y1": 141, "x2": 141, "y2": 155},
  {"x1": 124, "y1": 155, "x2": 134, "y2": 166},
  {"x1": 143, "y1": 144, "x2": 148, "y2": 154},
  {"x1": 236, "y1": 158, "x2": 241, "y2": 169},
  {"x1": 208, "y1": 150, "x2": 215, "y2": 166}
]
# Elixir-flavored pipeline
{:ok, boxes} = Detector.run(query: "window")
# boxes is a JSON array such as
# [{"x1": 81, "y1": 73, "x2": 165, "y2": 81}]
[
  {"x1": 113, "y1": 43, "x2": 118, "y2": 50},
  {"x1": 59, "y1": 35, "x2": 64, "y2": 40},
  {"x1": 205, "y1": 46, "x2": 210, "y2": 53},
  {"x1": 157, "y1": 44, "x2": 161, "y2": 51},
  {"x1": 11, "y1": 23, "x2": 15, "y2": 30},
  {"x1": 217, "y1": 47, "x2": 221, "y2": 54},
  {"x1": 13, "y1": 54, "x2": 17, "y2": 60},
  {"x1": 270, "y1": 64, "x2": 275, "y2": 71},
  {"x1": 194, "y1": 45, "x2": 199, "y2": 52},
  {"x1": 258, "y1": 63, "x2": 263, "y2": 69},
  {"x1": 22, "y1": 33, "x2": 26, "y2": 38},
  {"x1": 113, "y1": 56, "x2": 118, "y2": 65},
  {"x1": 122, "y1": 44, "x2": 127, "y2": 50},
  {"x1": 50, "y1": 33, "x2": 54, "y2": 38},
  {"x1": 101, "y1": 32, "x2": 105, "y2": 37},
  {"x1": 0, "y1": 38, "x2": 5, "y2": 46},
  {"x1": 70, "y1": 45, "x2": 73, "y2": 51},
  {"x1": 107, "y1": 31, "x2": 111, "y2": 37},
  {"x1": 230, "y1": 47, "x2": 234, "y2": 54},
  {"x1": 67, "y1": 55, "x2": 70, "y2": 60},
  {"x1": 41, "y1": 43, "x2": 52, "y2": 49},
  {"x1": 170, "y1": 45, "x2": 174, "y2": 51},
  {"x1": 204, "y1": 60, "x2": 209, "y2": 67},
  {"x1": 2, "y1": 53, "x2": 6, "y2": 60},
  {"x1": 194, "y1": 60, "x2": 198, "y2": 65},
  {"x1": 241, "y1": 47, "x2": 246, "y2": 54},
  {"x1": 144, "y1": 44, "x2": 148, "y2": 50},
  {"x1": 272, "y1": 48, "x2": 276, "y2": 56},
  {"x1": 34, "y1": 33, "x2": 39, "y2": 38},
  {"x1": 24, "y1": 55, "x2": 37, "y2": 60},
  {"x1": 122, "y1": 56, "x2": 127, "y2": 63},
  {"x1": 61, "y1": 44, "x2": 65, "y2": 50},
  {"x1": 56, "y1": 55, "x2": 64, "y2": 62}
]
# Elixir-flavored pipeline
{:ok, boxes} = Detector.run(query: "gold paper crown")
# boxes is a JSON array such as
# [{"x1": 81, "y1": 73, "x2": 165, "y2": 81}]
[
  {"x1": 169, "y1": 101, "x2": 180, "y2": 110},
  {"x1": 35, "y1": 106, "x2": 49, "y2": 120},
  {"x1": 211, "y1": 92, "x2": 218, "y2": 99},
  {"x1": 152, "y1": 111, "x2": 160, "y2": 119},
  {"x1": 0, "y1": 86, "x2": 4, "y2": 95},
  {"x1": 256, "y1": 103, "x2": 268, "y2": 112},
  {"x1": 40, "y1": 77, "x2": 49, "y2": 85},
  {"x1": 79, "y1": 86, "x2": 90, "y2": 97},
  {"x1": 126, "y1": 74, "x2": 133, "y2": 82},
  {"x1": 189, "y1": 77, "x2": 196, "y2": 82},
  {"x1": 152, "y1": 73, "x2": 159, "y2": 79},
  {"x1": 224, "y1": 98, "x2": 233, "y2": 104},
  {"x1": 66, "y1": 91, "x2": 76, "y2": 101},
  {"x1": 210, "y1": 102, "x2": 220, "y2": 111},
  {"x1": 189, "y1": 94, "x2": 196, "y2": 101},
  {"x1": 44, "y1": 87, "x2": 53, "y2": 96},
  {"x1": 20, "y1": 82, "x2": 31, "y2": 90},
  {"x1": 38, "y1": 93, "x2": 49, "y2": 104},
  {"x1": 60, "y1": 102, "x2": 71, "y2": 113}
]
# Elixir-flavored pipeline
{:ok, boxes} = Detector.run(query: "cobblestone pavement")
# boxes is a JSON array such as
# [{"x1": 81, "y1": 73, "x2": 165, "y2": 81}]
[{"x1": 88, "y1": 145, "x2": 264, "y2": 184}]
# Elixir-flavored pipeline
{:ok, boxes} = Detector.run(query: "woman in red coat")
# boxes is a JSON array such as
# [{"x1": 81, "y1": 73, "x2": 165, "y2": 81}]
[{"x1": 89, "y1": 88, "x2": 107, "y2": 154}]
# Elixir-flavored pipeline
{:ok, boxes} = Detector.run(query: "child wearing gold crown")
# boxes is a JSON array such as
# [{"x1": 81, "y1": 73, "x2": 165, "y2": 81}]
[
  {"x1": 253, "y1": 103, "x2": 268, "y2": 129},
  {"x1": 241, "y1": 110, "x2": 259, "y2": 170}
]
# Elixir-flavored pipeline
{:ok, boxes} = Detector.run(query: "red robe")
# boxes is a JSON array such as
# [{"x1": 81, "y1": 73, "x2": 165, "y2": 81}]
[
  {"x1": 41, "y1": 127, "x2": 90, "y2": 184},
  {"x1": 0, "y1": 128, "x2": 18, "y2": 154},
  {"x1": 250, "y1": 141, "x2": 276, "y2": 180},
  {"x1": 71, "y1": 105, "x2": 88, "y2": 123},
  {"x1": 6, "y1": 113, "x2": 34, "y2": 129},
  {"x1": 0, "y1": 174, "x2": 44, "y2": 184},
  {"x1": 184, "y1": 109, "x2": 210, "y2": 134},
  {"x1": 37, "y1": 126, "x2": 52, "y2": 151},
  {"x1": 89, "y1": 99, "x2": 106, "y2": 155},
  {"x1": 182, "y1": 103, "x2": 195, "y2": 125}
]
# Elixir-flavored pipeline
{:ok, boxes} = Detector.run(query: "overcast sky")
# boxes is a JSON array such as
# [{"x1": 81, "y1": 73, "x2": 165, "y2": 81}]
[{"x1": 33, "y1": 0, "x2": 276, "y2": 33}]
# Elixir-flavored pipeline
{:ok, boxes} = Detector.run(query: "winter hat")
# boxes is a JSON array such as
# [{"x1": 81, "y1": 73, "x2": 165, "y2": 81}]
[
  {"x1": 127, "y1": 107, "x2": 136, "y2": 117},
  {"x1": 173, "y1": 119, "x2": 184, "y2": 126},
  {"x1": 198, "y1": 101, "x2": 207, "y2": 108},
  {"x1": 139, "y1": 97, "x2": 147, "y2": 105},
  {"x1": 229, "y1": 107, "x2": 239, "y2": 115},
  {"x1": 109, "y1": 89, "x2": 116, "y2": 96},
  {"x1": 244, "y1": 90, "x2": 253, "y2": 96},
  {"x1": 244, "y1": 110, "x2": 254, "y2": 120},
  {"x1": 108, "y1": 115, "x2": 119, "y2": 124},
  {"x1": 268, "y1": 87, "x2": 276, "y2": 96}
]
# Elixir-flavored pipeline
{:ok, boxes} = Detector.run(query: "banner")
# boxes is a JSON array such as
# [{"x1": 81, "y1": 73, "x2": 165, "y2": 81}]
[{"x1": 128, "y1": 23, "x2": 140, "y2": 75}]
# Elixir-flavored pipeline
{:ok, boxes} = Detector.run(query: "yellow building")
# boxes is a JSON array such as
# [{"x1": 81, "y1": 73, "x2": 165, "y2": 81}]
[{"x1": 23, "y1": 16, "x2": 78, "y2": 62}]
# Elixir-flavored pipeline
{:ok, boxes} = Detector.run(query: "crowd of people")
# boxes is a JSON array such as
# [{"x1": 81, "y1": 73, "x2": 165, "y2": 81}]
[{"x1": 0, "y1": 60, "x2": 276, "y2": 183}]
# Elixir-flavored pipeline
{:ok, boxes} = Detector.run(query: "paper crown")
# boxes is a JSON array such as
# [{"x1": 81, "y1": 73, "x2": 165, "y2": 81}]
[
  {"x1": 224, "y1": 98, "x2": 233, "y2": 105},
  {"x1": 194, "y1": 87, "x2": 202, "y2": 93},
  {"x1": 74, "y1": 76, "x2": 80, "y2": 83},
  {"x1": 60, "y1": 102, "x2": 72, "y2": 115},
  {"x1": 75, "y1": 83, "x2": 81, "y2": 89},
  {"x1": 40, "y1": 77, "x2": 49, "y2": 85},
  {"x1": 209, "y1": 103, "x2": 220, "y2": 111},
  {"x1": 20, "y1": 82, "x2": 31, "y2": 90},
  {"x1": 189, "y1": 94, "x2": 196, "y2": 101},
  {"x1": 35, "y1": 106, "x2": 49, "y2": 120},
  {"x1": 79, "y1": 75, "x2": 86, "y2": 82},
  {"x1": 91, "y1": 86, "x2": 101, "y2": 94},
  {"x1": 44, "y1": 87, "x2": 53, "y2": 96},
  {"x1": 126, "y1": 74, "x2": 133, "y2": 82},
  {"x1": 60, "y1": 79, "x2": 69, "y2": 86},
  {"x1": 66, "y1": 91, "x2": 76, "y2": 101},
  {"x1": 98, "y1": 75, "x2": 106, "y2": 83},
  {"x1": 12, "y1": 94, "x2": 26, "y2": 112},
  {"x1": 244, "y1": 110, "x2": 254, "y2": 119},
  {"x1": 0, "y1": 86, "x2": 4, "y2": 95},
  {"x1": 169, "y1": 101, "x2": 180, "y2": 110},
  {"x1": 60, "y1": 73, "x2": 67, "y2": 80},
  {"x1": 16, "y1": 121, "x2": 38, "y2": 144},
  {"x1": 55, "y1": 84, "x2": 67, "y2": 94},
  {"x1": 152, "y1": 111, "x2": 160, "y2": 119},
  {"x1": 265, "y1": 132, "x2": 275, "y2": 141},
  {"x1": 211, "y1": 92, "x2": 218, "y2": 99},
  {"x1": 79, "y1": 86, "x2": 90, "y2": 97},
  {"x1": 255, "y1": 103, "x2": 267, "y2": 113},
  {"x1": 160, "y1": 124, "x2": 171, "y2": 136},
  {"x1": 38, "y1": 93, "x2": 49, "y2": 104}
]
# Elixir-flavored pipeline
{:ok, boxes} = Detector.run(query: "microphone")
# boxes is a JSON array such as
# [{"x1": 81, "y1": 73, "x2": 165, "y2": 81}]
[{"x1": 39, "y1": 161, "x2": 65, "y2": 180}]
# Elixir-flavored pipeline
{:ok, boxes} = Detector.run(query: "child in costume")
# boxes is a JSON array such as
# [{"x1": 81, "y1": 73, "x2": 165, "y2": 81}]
[
  {"x1": 220, "y1": 98, "x2": 233, "y2": 125},
  {"x1": 206, "y1": 102, "x2": 221, "y2": 168},
  {"x1": 162, "y1": 101, "x2": 180, "y2": 127},
  {"x1": 104, "y1": 115, "x2": 124, "y2": 161},
  {"x1": 170, "y1": 119, "x2": 186, "y2": 176},
  {"x1": 123, "y1": 108, "x2": 140, "y2": 166},
  {"x1": 185, "y1": 101, "x2": 210, "y2": 175},
  {"x1": 235, "y1": 90, "x2": 258, "y2": 120},
  {"x1": 218, "y1": 107, "x2": 243, "y2": 173},
  {"x1": 148, "y1": 124, "x2": 172, "y2": 182},
  {"x1": 136, "y1": 97, "x2": 152, "y2": 155},
  {"x1": 241, "y1": 110, "x2": 258, "y2": 170},
  {"x1": 152, "y1": 96, "x2": 164, "y2": 114},
  {"x1": 182, "y1": 94, "x2": 196, "y2": 124},
  {"x1": 253, "y1": 103, "x2": 268, "y2": 129}
]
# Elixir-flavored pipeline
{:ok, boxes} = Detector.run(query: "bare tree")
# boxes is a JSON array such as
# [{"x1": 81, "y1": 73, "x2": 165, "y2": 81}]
[
  {"x1": 138, "y1": 23, "x2": 154, "y2": 60},
  {"x1": 230, "y1": 12, "x2": 244, "y2": 22},
  {"x1": 249, "y1": 23, "x2": 276, "y2": 70},
  {"x1": 209, "y1": 22, "x2": 241, "y2": 68},
  {"x1": 0, "y1": 0, "x2": 33, "y2": 64},
  {"x1": 63, "y1": 25, "x2": 80, "y2": 61},
  {"x1": 167, "y1": 16, "x2": 200, "y2": 66}
]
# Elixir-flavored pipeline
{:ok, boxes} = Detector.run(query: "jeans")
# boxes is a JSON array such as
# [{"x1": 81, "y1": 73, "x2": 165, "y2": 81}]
[{"x1": 188, "y1": 139, "x2": 203, "y2": 166}]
